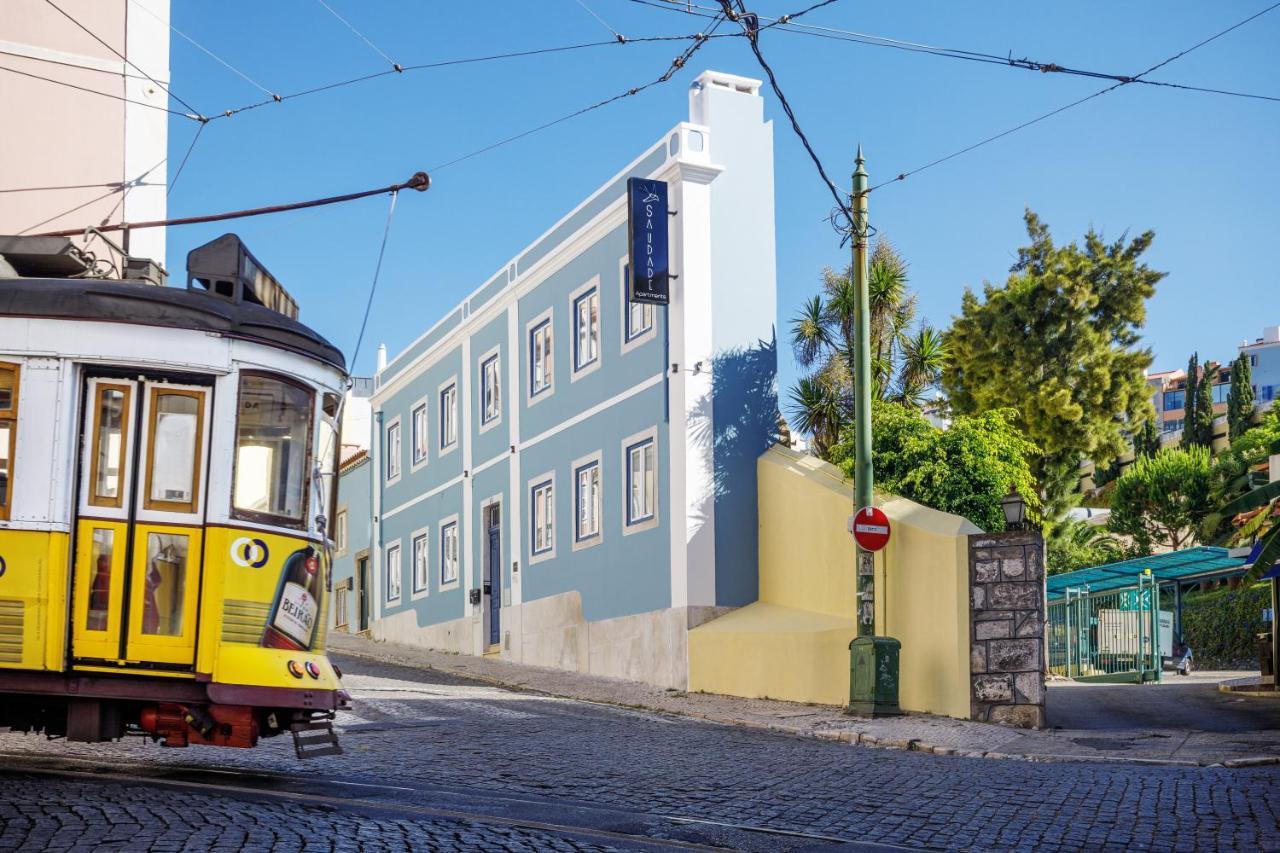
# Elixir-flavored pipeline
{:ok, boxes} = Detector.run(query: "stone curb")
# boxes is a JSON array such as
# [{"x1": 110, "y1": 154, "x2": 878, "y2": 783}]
[{"x1": 330, "y1": 640, "x2": 1273, "y2": 771}]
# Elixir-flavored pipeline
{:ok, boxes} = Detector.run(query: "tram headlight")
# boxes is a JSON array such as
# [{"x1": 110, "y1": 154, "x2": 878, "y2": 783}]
[
  {"x1": 287, "y1": 660, "x2": 305, "y2": 679},
  {"x1": 304, "y1": 661, "x2": 321, "y2": 679}
]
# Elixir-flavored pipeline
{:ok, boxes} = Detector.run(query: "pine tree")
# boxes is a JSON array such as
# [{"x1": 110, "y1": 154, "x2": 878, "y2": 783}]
[
  {"x1": 1181, "y1": 352, "x2": 1200, "y2": 449},
  {"x1": 1228, "y1": 351, "x2": 1255, "y2": 440},
  {"x1": 944, "y1": 210, "x2": 1162, "y2": 530}
]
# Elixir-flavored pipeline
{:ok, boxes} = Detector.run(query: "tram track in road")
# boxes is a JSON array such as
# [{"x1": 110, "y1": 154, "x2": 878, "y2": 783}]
[{"x1": 0, "y1": 752, "x2": 913, "y2": 851}]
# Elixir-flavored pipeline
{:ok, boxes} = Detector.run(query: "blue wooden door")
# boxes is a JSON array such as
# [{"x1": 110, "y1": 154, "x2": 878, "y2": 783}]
[{"x1": 487, "y1": 507, "x2": 501, "y2": 647}]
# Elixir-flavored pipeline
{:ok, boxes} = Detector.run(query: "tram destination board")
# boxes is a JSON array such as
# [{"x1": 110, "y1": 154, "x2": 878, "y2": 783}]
[{"x1": 627, "y1": 177, "x2": 669, "y2": 306}]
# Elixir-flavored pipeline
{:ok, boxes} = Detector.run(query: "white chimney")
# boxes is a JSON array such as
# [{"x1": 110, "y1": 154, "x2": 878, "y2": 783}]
[
  {"x1": 1263, "y1": 325, "x2": 1280, "y2": 344},
  {"x1": 376, "y1": 343, "x2": 387, "y2": 372}
]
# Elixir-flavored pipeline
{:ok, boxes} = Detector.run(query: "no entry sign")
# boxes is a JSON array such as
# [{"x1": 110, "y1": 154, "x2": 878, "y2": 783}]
[{"x1": 850, "y1": 506, "x2": 891, "y2": 552}]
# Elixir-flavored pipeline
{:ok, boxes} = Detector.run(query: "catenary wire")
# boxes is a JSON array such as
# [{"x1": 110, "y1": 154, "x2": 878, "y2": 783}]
[
  {"x1": 0, "y1": 63, "x2": 198, "y2": 119},
  {"x1": 428, "y1": 23, "x2": 729, "y2": 172},
  {"x1": 168, "y1": 122, "x2": 207, "y2": 197},
  {"x1": 126, "y1": 0, "x2": 278, "y2": 100},
  {"x1": 314, "y1": 0, "x2": 401, "y2": 69},
  {"x1": 41, "y1": 0, "x2": 205, "y2": 118},
  {"x1": 865, "y1": 2, "x2": 1280, "y2": 193},
  {"x1": 573, "y1": 0, "x2": 626, "y2": 41},
  {"x1": 715, "y1": 2, "x2": 853, "y2": 223},
  {"x1": 208, "y1": 33, "x2": 727, "y2": 120},
  {"x1": 628, "y1": 0, "x2": 1280, "y2": 102}
]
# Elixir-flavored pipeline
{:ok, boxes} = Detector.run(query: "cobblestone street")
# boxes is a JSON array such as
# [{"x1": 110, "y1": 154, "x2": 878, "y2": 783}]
[{"x1": 2, "y1": 653, "x2": 1278, "y2": 851}]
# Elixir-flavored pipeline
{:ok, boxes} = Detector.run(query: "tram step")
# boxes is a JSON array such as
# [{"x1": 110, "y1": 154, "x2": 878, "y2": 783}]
[{"x1": 290, "y1": 718, "x2": 343, "y2": 759}]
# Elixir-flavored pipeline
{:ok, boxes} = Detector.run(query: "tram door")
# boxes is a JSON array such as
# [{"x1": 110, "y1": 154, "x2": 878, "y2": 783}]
[{"x1": 70, "y1": 376, "x2": 211, "y2": 669}]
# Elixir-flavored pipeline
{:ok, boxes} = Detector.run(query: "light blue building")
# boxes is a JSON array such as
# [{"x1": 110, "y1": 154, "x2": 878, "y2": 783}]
[{"x1": 341, "y1": 71, "x2": 779, "y2": 688}]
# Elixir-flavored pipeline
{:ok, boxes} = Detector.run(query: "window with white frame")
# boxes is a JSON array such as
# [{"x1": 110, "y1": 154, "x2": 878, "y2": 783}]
[
  {"x1": 385, "y1": 419, "x2": 401, "y2": 482},
  {"x1": 481, "y1": 354, "x2": 501, "y2": 425},
  {"x1": 335, "y1": 509, "x2": 348, "y2": 554},
  {"x1": 440, "y1": 521, "x2": 459, "y2": 585},
  {"x1": 385, "y1": 542, "x2": 402, "y2": 602},
  {"x1": 626, "y1": 436, "x2": 656, "y2": 526},
  {"x1": 412, "y1": 531, "x2": 429, "y2": 594},
  {"x1": 530, "y1": 319, "x2": 553, "y2": 398},
  {"x1": 411, "y1": 403, "x2": 428, "y2": 466},
  {"x1": 335, "y1": 580, "x2": 350, "y2": 629},
  {"x1": 575, "y1": 459, "x2": 601, "y2": 542},
  {"x1": 573, "y1": 287, "x2": 600, "y2": 372},
  {"x1": 440, "y1": 382, "x2": 457, "y2": 450},
  {"x1": 623, "y1": 263, "x2": 654, "y2": 343},
  {"x1": 531, "y1": 479, "x2": 554, "y2": 556}
]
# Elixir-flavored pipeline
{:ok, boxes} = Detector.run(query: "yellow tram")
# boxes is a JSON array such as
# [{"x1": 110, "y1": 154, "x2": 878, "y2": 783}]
[{"x1": 0, "y1": 234, "x2": 348, "y2": 756}]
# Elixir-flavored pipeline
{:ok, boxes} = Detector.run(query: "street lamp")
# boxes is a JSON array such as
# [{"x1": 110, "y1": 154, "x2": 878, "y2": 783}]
[{"x1": 1001, "y1": 486, "x2": 1026, "y2": 531}]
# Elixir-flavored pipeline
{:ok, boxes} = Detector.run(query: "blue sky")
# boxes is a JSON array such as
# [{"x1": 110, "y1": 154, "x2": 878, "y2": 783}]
[{"x1": 163, "y1": 1, "x2": 1279, "y2": 398}]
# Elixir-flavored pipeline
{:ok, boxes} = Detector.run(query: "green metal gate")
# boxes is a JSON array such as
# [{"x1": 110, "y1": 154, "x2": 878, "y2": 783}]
[{"x1": 1048, "y1": 571, "x2": 1163, "y2": 683}]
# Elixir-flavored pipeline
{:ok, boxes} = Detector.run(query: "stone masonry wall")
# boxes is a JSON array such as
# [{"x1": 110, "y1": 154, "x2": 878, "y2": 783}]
[{"x1": 968, "y1": 531, "x2": 1046, "y2": 729}]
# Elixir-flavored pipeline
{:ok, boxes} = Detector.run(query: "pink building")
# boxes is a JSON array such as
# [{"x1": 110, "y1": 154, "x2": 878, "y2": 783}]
[{"x1": 0, "y1": 0, "x2": 170, "y2": 269}]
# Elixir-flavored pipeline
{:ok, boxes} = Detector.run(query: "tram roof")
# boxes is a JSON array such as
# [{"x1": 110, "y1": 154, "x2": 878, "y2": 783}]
[
  {"x1": 0, "y1": 277, "x2": 344, "y2": 371},
  {"x1": 1047, "y1": 546, "x2": 1248, "y2": 599}
]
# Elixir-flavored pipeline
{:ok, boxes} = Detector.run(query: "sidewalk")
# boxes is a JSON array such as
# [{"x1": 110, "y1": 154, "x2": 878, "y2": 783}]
[{"x1": 327, "y1": 633, "x2": 1280, "y2": 769}]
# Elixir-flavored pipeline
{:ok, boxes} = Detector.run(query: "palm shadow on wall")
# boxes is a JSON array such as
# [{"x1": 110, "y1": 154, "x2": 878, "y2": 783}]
[{"x1": 687, "y1": 333, "x2": 780, "y2": 606}]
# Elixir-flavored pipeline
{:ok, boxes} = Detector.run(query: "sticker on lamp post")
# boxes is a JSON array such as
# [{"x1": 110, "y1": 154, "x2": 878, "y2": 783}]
[{"x1": 849, "y1": 506, "x2": 891, "y2": 552}]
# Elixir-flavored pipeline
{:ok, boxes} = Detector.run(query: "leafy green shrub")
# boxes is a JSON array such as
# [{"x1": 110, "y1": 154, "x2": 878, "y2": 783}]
[{"x1": 1180, "y1": 583, "x2": 1271, "y2": 669}]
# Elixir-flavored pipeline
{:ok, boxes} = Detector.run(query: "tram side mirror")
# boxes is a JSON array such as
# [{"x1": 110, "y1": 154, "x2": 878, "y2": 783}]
[{"x1": 469, "y1": 588, "x2": 482, "y2": 606}]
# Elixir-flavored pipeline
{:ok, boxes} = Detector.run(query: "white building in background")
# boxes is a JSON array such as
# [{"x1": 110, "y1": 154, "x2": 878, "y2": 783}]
[
  {"x1": 0, "y1": 0, "x2": 170, "y2": 269},
  {"x1": 1240, "y1": 324, "x2": 1280, "y2": 411}
]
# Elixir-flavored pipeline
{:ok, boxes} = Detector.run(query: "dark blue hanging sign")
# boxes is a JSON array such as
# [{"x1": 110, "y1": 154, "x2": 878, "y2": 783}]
[{"x1": 627, "y1": 177, "x2": 669, "y2": 306}]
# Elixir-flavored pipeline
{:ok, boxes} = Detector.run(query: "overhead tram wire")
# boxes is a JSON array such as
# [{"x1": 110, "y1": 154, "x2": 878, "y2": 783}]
[
  {"x1": 126, "y1": 0, "x2": 279, "y2": 102},
  {"x1": 314, "y1": 0, "x2": 402, "y2": 71},
  {"x1": 427, "y1": 14, "x2": 729, "y2": 174},
  {"x1": 865, "y1": 1, "x2": 1280, "y2": 194},
  {"x1": 0, "y1": 63, "x2": 198, "y2": 119},
  {"x1": 41, "y1": 0, "x2": 206, "y2": 120},
  {"x1": 201, "y1": 32, "x2": 728, "y2": 121},
  {"x1": 573, "y1": 0, "x2": 628, "y2": 42},
  {"x1": 714, "y1": 1, "x2": 854, "y2": 225},
  {"x1": 167, "y1": 123, "x2": 206, "y2": 197},
  {"x1": 629, "y1": 0, "x2": 1280, "y2": 103}
]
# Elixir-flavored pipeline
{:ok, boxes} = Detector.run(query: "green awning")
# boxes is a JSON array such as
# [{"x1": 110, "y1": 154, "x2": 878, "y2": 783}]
[{"x1": 1047, "y1": 546, "x2": 1246, "y2": 600}]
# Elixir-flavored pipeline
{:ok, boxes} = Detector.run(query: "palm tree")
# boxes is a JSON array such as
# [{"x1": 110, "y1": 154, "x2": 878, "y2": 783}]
[{"x1": 788, "y1": 240, "x2": 947, "y2": 459}]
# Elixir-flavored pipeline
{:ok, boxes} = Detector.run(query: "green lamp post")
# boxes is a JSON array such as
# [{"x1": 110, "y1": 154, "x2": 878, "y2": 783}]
[{"x1": 847, "y1": 147, "x2": 902, "y2": 717}]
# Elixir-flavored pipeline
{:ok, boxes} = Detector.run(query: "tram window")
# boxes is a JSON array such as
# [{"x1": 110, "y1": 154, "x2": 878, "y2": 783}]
[
  {"x1": 0, "y1": 362, "x2": 19, "y2": 517},
  {"x1": 86, "y1": 529, "x2": 115, "y2": 631},
  {"x1": 90, "y1": 384, "x2": 131, "y2": 507},
  {"x1": 145, "y1": 390, "x2": 203, "y2": 513},
  {"x1": 142, "y1": 532, "x2": 188, "y2": 636},
  {"x1": 233, "y1": 374, "x2": 314, "y2": 525}
]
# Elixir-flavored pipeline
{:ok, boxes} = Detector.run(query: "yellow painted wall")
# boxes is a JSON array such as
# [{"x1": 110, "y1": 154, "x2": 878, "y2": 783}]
[{"x1": 689, "y1": 445, "x2": 980, "y2": 718}]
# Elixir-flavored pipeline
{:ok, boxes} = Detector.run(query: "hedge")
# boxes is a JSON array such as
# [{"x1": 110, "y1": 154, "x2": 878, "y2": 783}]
[{"x1": 1180, "y1": 582, "x2": 1272, "y2": 669}]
